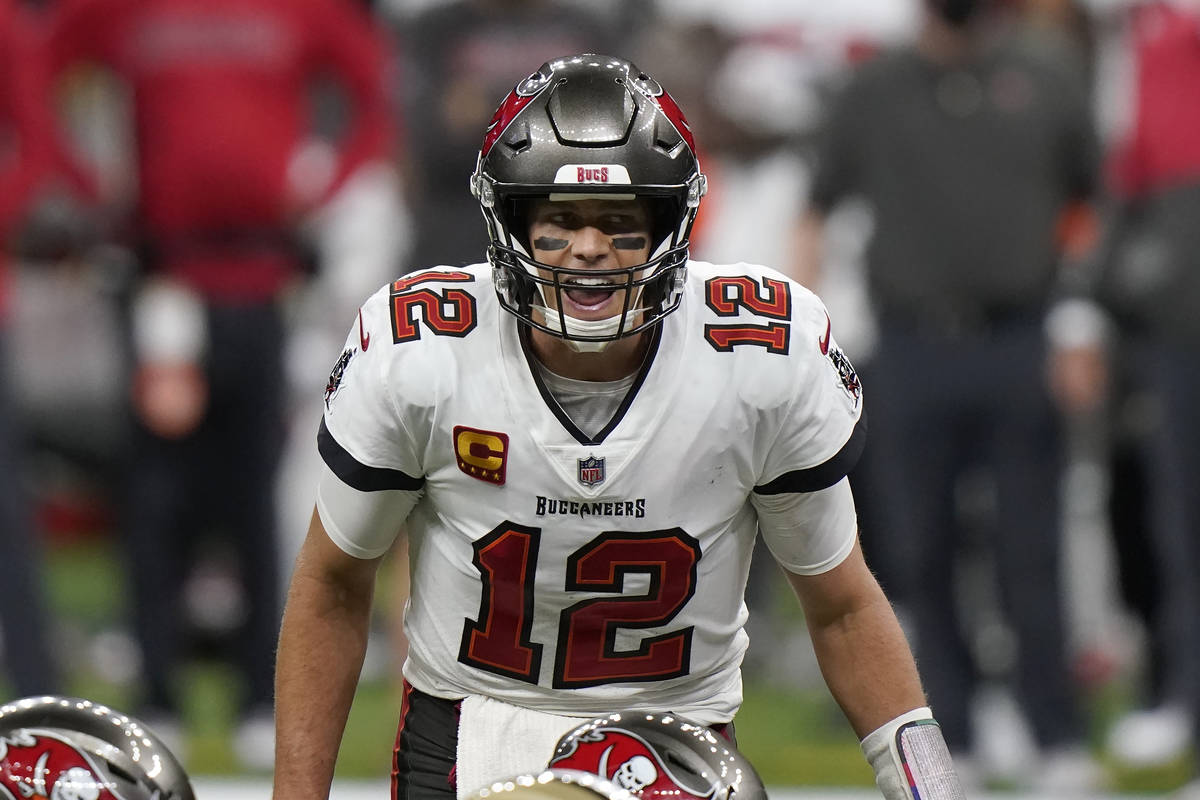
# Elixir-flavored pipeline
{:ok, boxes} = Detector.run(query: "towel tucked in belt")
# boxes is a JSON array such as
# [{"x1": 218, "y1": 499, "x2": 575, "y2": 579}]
[{"x1": 455, "y1": 695, "x2": 591, "y2": 800}]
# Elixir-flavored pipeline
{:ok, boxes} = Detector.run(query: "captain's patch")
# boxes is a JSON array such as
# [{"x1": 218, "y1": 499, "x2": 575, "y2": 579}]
[{"x1": 454, "y1": 426, "x2": 509, "y2": 486}]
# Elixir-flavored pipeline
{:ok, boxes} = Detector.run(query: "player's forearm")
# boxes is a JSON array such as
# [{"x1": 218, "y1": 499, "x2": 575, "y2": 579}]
[
  {"x1": 272, "y1": 566, "x2": 375, "y2": 799},
  {"x1": 806, "y1": 590, "x2": 926, "y2": 738},
  {"x1": 786, "y1": 544, "x2": 928, "y2": 737}
]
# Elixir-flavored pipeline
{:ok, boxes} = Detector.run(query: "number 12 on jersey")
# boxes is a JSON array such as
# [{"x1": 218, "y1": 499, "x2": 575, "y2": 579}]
[{"x1": 458, "y1": 523, "x2": 701, "y2": 688}]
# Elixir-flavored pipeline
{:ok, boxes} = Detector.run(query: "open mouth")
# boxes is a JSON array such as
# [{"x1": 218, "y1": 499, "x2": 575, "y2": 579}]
[{"x1": 563, "y1": 278, "x2": 619, "y2": 309}]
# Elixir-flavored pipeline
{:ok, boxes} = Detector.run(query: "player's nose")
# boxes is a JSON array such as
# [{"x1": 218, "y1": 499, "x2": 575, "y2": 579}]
[{"x1": 570, "y1": 225, "x2": 612, "y2": 262}]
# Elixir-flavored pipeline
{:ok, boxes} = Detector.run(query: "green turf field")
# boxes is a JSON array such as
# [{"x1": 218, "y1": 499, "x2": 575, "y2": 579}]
[{"x1": 13, "y1": 535, "x2": 1193, "y2": 793}]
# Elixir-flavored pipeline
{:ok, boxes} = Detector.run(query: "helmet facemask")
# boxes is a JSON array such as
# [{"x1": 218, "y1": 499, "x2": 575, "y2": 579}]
[{"x1": 485, "y1": 191, "x2": 697, "y2": 352}]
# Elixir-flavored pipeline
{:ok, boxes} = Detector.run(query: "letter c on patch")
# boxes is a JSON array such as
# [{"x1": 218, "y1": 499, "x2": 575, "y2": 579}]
[{"x1": 453, "y1": 426, "x2": 509, "y2": 486}]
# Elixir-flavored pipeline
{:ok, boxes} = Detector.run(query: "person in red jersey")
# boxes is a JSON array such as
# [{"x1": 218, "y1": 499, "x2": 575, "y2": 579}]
[
  {"x1": 41, "y1": 0, "x2": 397, "y2": 769},
  {"x1": 0, "y1": 0, "x2": 68, "y2": 704},
  {"x1": 1094, "y1": 3, "x2": 1200, "y2": 790}
]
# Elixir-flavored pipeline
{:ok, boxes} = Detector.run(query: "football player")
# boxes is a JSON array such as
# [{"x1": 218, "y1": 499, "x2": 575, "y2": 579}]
[{"x1": 272, "y1": 54, "x2": 964, "y2": 800}]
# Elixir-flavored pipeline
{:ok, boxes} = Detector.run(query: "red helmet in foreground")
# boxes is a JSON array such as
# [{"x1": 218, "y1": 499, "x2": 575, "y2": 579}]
[
  {"x1": 550, "y1": 712, "x2": 767, "y2": 800},
  {"x1": 0, "y1": 696, "x2": 194, "y2": 800}
]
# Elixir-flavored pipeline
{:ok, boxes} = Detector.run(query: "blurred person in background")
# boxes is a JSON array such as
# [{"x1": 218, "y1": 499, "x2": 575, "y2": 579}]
[
  {"x1": 41, "y1": 0, "x2": 395, "y2": 770},
  {"x1": 1088, "y1": 0, "x2": 1200, "y2": 786},
  {"x1": 792, "y1": 0, "x2": 1107, "y2": 791},
  {"x1": 274, "y1": 0, "x2": 411, "y2": 679},
  {"x1": 273, "y1": 119, "x2": 413, "y2": 685},
  {"x1": 0, "y1": 0, "x2": 65, "y2": 700},
  {"x1": 392, "y1": 0, "x2": 623, "y2": 271}
]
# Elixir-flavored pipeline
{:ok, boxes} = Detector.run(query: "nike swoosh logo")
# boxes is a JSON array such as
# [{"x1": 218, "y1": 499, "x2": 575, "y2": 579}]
[
  {"x1": 818, "y1": 312, "x2": 831, "y2": 355},
  {"x1": 358, "y1": 309, "x2": 370, "y2": 351}
]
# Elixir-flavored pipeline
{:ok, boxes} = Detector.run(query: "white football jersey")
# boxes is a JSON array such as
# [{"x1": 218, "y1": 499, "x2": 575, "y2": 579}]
[{"x1": 318, "y1": 260, "x2": 865, "y2": 724}]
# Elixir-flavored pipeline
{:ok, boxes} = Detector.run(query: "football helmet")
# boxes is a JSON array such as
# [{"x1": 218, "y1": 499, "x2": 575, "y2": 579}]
[
  {"x1": 469, "y1": 768, "x2": 633, "y2": 800},
  {"x1": 471, "y1": 53, "x2": 707, "y2": 350},
  {"x1": 549, "y1": 712, "x2": 766, "y2": 800},
  {"x1": 0, "y1": 696, "x2": 194, "y2": 800}
]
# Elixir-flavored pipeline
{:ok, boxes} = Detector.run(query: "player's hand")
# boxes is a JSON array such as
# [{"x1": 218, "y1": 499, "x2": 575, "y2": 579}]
[
  {"x1": 132, "y1": 360, "x2": 209, "y2": 439},
  {"x1": 1047, "y1": 342, "x2": 1107, "y2": 416},
  {"x1": 285, "y1": 139, "x2": 337, "y2": 223}
]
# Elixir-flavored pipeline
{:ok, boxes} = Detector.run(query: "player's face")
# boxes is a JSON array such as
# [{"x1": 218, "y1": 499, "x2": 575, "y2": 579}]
[{"x1": 528, "y1": 198, "x2": 653, "y2": 322}]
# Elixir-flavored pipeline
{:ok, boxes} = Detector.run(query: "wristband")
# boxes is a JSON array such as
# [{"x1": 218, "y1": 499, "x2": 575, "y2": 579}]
[
  {"x1": 860, "y1": 707, "x2": 965, "y2": 800},
  {"x1": 132, "y1": 279, "x2": 207, "y2": 363}
]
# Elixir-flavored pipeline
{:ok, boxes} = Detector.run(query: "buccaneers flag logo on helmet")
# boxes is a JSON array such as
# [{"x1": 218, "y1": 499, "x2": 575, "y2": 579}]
[
  {"x1": 550, "y1": 713, "x2": 765, "y2": 800},
  {"x1": 551, "y1": 726, "x2": 717, "y2": 800},
  {"x1": 0, "y1": 731, "x2": 127, "y2": 800}
]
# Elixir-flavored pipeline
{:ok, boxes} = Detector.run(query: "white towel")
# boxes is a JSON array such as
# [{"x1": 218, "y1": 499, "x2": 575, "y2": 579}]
[{"x1": 455, "y1": 696, "x2": 589, "y2": 800}]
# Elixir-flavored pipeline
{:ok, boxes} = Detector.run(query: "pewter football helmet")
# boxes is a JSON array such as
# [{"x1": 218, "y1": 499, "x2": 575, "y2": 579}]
[
  {"x1": 471, "y1": 54, "x2": 706, "y2": 346},
  {"x1": 0, "y1": 696, "x2": 194, "y2": 800},
  {"x1": 550, "y1": 712, "x2": 766, "y2": 800}
]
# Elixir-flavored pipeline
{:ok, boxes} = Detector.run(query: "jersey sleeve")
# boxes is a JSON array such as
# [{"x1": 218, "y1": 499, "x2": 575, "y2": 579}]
[
  {"x1": 748, "y1": 291, "x2": 863, "y2": 574},
  {"x1": 316, "y1": 462, "x2": 419, "y2": 559},
  {"x1": 316, "y1": 283, "x2": 425, "y2": 557},
  {"x1": 753, "y1": 291, "x2": 865, "y2": 495},
  {"x1": 753, "y1": 477, "x2": 858, "y2": 575}
]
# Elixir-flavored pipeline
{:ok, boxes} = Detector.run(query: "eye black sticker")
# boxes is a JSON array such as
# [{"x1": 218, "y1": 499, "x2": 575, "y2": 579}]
[
  {"x1": 612, "y1": 236, "x2": 647, "y2": 250},
  {"x1": 533, "y1": 236, "x2": 569, "y2": 251}
]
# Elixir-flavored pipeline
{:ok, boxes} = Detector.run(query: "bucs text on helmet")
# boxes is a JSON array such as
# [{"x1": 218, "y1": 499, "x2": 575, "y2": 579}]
[
  {"x1": 549, "y1": 712, "x2": 766, "y2": 800},
  {"x1": 470, "y1": 53, "x2": 707, "y2": 350},
  {"x1": 0, "y1": 696, "x2": 194, "y2": 800}
]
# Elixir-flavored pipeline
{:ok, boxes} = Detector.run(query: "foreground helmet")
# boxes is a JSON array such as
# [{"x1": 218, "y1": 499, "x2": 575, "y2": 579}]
[
  {"x1": 469, "y1": 768, "x2": 634, "y2": 800},
  {"x1": 549, "y1": 713, "x2": 766, "y2": 800},
  {"x1": 471, "y1": 53, "x2": 707, "y2": 347},
  {"x1": 0, "y1": 696, "x2": 194, "y2": 800}
]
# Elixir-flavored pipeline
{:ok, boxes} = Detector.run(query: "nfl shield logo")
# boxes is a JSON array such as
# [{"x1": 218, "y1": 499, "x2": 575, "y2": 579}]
[{"x1": 577, "y1": 455, "x2": 605, "y2": 487}]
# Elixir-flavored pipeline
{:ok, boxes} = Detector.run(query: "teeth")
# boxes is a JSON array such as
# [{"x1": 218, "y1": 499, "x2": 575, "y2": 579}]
[{"x1": 567, "y1": 278, "x2": 615, "y2": 287}]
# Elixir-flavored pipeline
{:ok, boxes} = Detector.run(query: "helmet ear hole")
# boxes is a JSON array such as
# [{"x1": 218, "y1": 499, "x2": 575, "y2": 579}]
[
  {"x1": 648, "y1": 197, "x2": 685, "y2": 254},
  {"x1": 501, "y1": 196, "x2": 541, "y2": 254}
]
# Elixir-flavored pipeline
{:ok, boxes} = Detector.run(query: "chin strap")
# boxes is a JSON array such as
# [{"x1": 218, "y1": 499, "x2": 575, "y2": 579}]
[
  {"x1": 861, "y1": 708, "x2": 965, "y2": 800},
  {"x1": 537, "y1": 306, "x2": 645, "y2": 353}
]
